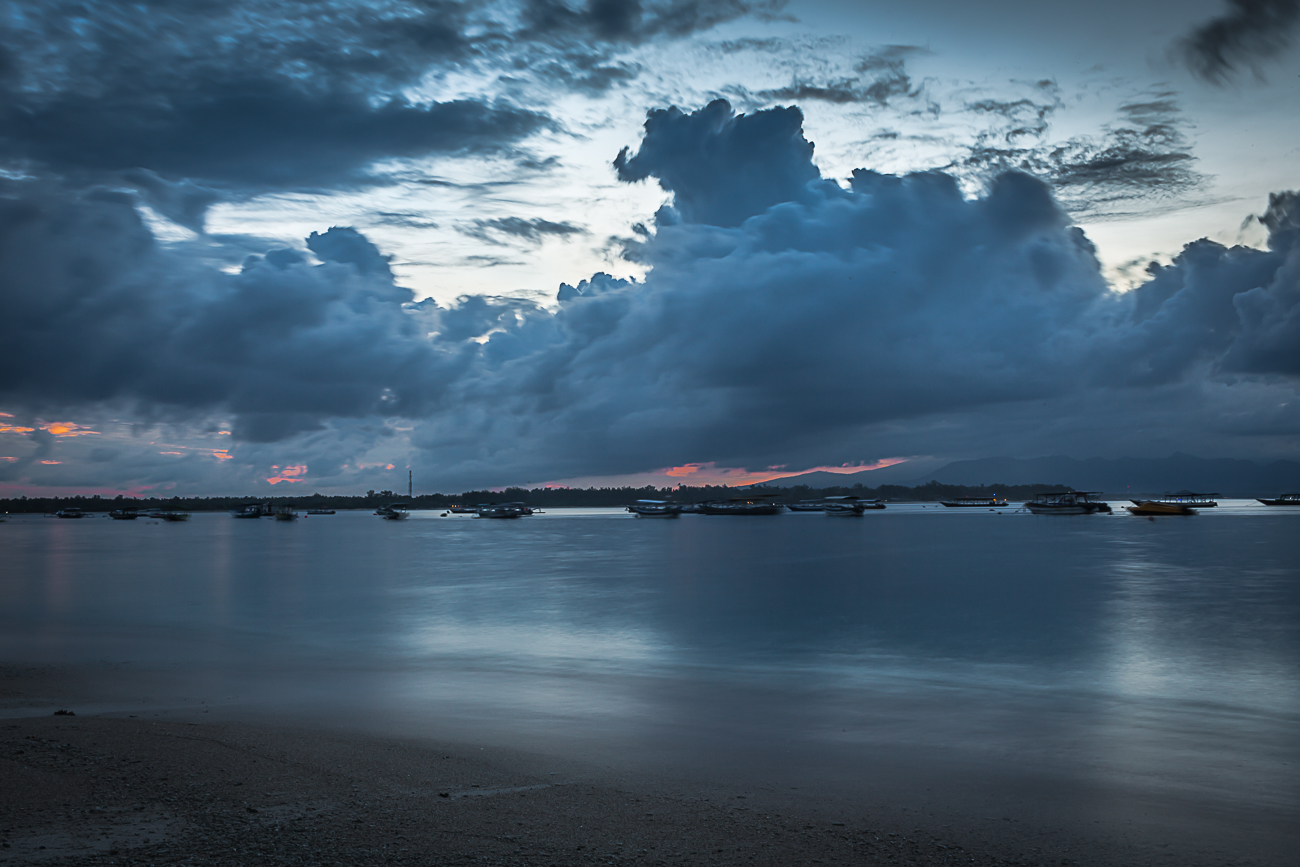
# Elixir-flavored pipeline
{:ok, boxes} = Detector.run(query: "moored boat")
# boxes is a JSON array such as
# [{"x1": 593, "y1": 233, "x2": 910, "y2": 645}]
[
  {"x1": 698, "y1": 496, "x2": 783, "y2": 515},
  {"x1": 232, "y1": 503, "x2": 270, "y2": 518},
  {"x1": 375, "y1": 503, "x2": 410, "y2": 520},
  {"x1": 786, "y1": 500, "x2": 826, "y2": 512},
  {"x1": 1024, "y1": 492, "x2": 1111, "y2": 515},
  {"x1": 54, "y1": 508, "x2": 87, "y2": 519},
  {"x1": 108, "y1": 508, "x2": 139, "y2": 520},
  {"x1": 156, "y1": 510, "x2": 191, "y2": 522},
  {"x1": 1131, "y1": 492, "x2": 1218, "y2": 508},
  {"x1": 306, "y1": 509, "x2": 335, "y2": 515},
  {"x1": 940, "y1": 496, "x2": 1012, "y2": 507},
  {"x1": 448, "y1": 505, "x2": 478, "y2": 514},
  {"x1": 1257, "y1": 494, "x2": 1300, "y2": 506},
  {"x1": 821, "y1": 496, "x2": 885, "y2": 515},
  {"x1": 477, "y1": 502, "x2": 530, "y2": 519},
  {"x1": 626, "y1": 500, "x2": 682, "y2": 518},
  {"x1": 272, "y1": 504, "x2": 298, "y2": 521},
  {"x1": 1127, "y1": 500, "x2": 1196, "y2": 516}
]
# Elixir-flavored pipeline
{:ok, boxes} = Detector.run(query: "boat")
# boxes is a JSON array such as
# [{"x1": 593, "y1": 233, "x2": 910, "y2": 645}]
[
  {"x1": 448, "y1": 505, "x2": 478, "y2": 514},
  {"x1": 626, "y1": 500, "x2": 682, "y2": 518},
  {"x1": 306, "y1": 509, "x2": 335, "y2": 515},
  {"x1": 786, "y1": 500, "x2": 826, "y2": 512},
  {"x1": 232, "y1": 503, "x2": 270, "y2": 518},
  {"x1": 54, "y1": 508, "x2": 87, "y2": 519},
  {"x1": 375, "y1": 503, "x2": 410, "y2": 520},
  {"x1": 1024, "y1": 492, "x2": 1111, "y2": 515},
  {"x1": 108, "y1": 508, "x2": 140, "y2": 520},
  {"x1": 1127, "y1": 500, "x2": 1196, "y2": 516},
  {"x1": 477, "y1": 502, "x2": 530, "y2": 519},
  {"x1": 697, "y1": 496, "x2": 784, "y2": 516},
  {"x1": 940, "y1": 496, "x2": 1012, "y2": 508},
  {"x1": 1130, "y1": 492, "x2": 1218, "y2": 508},
  {"x1": 156, "y1": 510, "x2": 191, "y2": 522},
  {"x1": 821, "y1": 496, "x2": 886, "y2": 516},
  {"x1": 272, "y1": 504, "x2": 298, "y2": 521},
  {"x1": 1257, "y1": 494, "x2": 1300, "y2": 506}
]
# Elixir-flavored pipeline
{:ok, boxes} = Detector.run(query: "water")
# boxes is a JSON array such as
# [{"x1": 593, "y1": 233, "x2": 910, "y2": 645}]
[{"x1": 2, "y1": 504, "x2": 1298, "y2": 855}]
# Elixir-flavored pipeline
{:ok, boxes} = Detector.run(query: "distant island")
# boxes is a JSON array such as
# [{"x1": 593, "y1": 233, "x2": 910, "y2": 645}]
[{"x1": 0, "y1": 481, "x2": 1075, "y2": 513}]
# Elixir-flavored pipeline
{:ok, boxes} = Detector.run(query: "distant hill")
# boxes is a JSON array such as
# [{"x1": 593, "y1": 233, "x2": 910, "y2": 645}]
[{"x1": 919, "y1": 454, "x2": 1300, "y2": 497}]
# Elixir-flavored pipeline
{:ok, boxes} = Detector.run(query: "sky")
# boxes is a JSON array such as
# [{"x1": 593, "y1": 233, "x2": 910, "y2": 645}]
[{"x1": 1, "y1": 0, "x2": 1298, "y2": 496}]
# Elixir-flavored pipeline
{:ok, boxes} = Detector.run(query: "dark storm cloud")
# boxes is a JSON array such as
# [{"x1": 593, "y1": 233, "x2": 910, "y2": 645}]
[
  {"x1": 1178, "y1": 0, "x2": 1300, "y2": 82},
  {"x1": 0, "y1": 178, "x2": 460, "y2": 442},
  {"x1": 0, "y1": 1, "x2": 560, "y2": 223},
  {"x1": 614, "y1": 99, "x2": 820, "y2": 226},
  {"x1": 3, "y1": 100, "x2": 1297, "y2": 490},
  {"x1": 0, "y1": 0, "x2": 770, "y2": 227}
]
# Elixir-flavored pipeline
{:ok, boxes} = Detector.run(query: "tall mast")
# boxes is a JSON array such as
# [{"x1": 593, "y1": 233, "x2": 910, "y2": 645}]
[{"x1": 408, "y1": 469, "x2": 412, "y2": 499}]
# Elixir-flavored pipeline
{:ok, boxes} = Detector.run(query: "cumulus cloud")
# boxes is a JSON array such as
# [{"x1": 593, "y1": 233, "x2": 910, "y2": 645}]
[
  {"x1": 1178, "y1": 0, "x2": 1300, "y2": 82},
  {"x1": 614, "y1": 99, "x2": 820, "y2": 226},
  {"x1": 2, "y1": 100, "x2": 1297, "y2": 492}
]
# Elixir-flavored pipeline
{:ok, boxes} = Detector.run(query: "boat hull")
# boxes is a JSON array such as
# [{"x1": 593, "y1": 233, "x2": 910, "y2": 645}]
[
  {"x1": 1025, "y1": 503, "x2": 1105, "y2": 515},
  {"x1": 1258, "y1": 497, "x2": 1300, "y2": 506},
  {"x1": 697, "y1": 504, "x2": 783, "y2": 515}
]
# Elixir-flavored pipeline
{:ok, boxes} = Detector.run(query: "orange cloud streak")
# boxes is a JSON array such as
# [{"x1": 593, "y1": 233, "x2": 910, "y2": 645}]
[{"x1": 266, "y1": 464, "x2": 308, "y2": 484}]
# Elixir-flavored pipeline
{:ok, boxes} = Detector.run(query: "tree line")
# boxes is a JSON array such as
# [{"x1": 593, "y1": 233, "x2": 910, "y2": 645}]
[{"x1": 0, "y1": 481, "x2": 1073, "y2": 513}]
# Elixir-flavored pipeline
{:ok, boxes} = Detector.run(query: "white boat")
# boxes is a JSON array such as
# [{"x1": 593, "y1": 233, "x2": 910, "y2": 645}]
[
  {"x1": 54, "y1": 508, "x2": 88, "y2": 519},
  {"x1": 1024, "y1": 492, "x2": 1111, "y2": 515},
  {"x1": 1132, "y1": 492, "x2": 1217, "y2": 508},
  {"x1": 627, "y1": 500, "x2": 682, "y2": 518}
]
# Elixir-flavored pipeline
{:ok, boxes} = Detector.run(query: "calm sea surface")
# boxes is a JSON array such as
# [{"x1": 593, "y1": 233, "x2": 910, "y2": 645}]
[{"x1": 2, "y1": 502, "x2": 1298, "y2": 849}]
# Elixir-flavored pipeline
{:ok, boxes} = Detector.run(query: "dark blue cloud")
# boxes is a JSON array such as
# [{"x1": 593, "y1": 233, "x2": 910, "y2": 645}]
[
  {"x1": 2, "y1": 101, "x2": 1297, "y2": 490},
  {"x1": 1178, "y1": 0, "x2": 1300, "y2": 82},
  {"x1": 614, "y1": 99, "x2": 822, "y2": 227}
]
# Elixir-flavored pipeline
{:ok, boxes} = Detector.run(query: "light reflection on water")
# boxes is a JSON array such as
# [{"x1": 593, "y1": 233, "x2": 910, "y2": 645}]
[{"x1": 1, "y1": 505, "x2": 1297, "y2": 829}]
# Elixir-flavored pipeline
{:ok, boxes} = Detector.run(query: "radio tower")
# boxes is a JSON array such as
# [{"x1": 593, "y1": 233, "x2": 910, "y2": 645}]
[{"x1": 408, "y1": 469, "x2": 413, "y2": 499}]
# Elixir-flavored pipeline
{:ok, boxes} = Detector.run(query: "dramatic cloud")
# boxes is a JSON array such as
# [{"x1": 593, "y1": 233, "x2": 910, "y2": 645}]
[
  {"x1": 2, "y1": 100, "x2": 1297, "y2": 492},
  {"x1": 614, "y1": 99, "x2": 819, "y2": 226},
  {"x1": 0, "y1": 0, "x2": 773, "y2": 228},
  {"x1": 1178, "y1": 0, "x2": 1300, "y2": 82}
]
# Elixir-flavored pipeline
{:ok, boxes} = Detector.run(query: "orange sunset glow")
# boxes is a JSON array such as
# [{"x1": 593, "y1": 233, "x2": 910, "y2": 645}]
[{"x1": 266, "y1": 464, "x2": 308, "y2": 484}]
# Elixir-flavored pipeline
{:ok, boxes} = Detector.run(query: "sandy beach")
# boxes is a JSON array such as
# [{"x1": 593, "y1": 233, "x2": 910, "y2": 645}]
[
  {"x1": 5, "y1": 660, "x2": 1290, "y2": 867},
  {"x1": 0, "y1": 712, "x2": 1164, "y2": 867}
]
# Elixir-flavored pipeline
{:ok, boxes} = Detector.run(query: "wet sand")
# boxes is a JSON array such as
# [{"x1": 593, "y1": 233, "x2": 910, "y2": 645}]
[
  {"x1": 0, "y1": 713, "x2": 1194, "y2": 867},
  {"x1": 5, "y1": 660, "x2": 1292, "y2": 867}
]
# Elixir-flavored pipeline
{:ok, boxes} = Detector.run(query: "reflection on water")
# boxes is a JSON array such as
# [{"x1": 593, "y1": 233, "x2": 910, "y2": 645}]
[{"x1": 1, "y1": 506, "x2": 1297, "y2": 835}]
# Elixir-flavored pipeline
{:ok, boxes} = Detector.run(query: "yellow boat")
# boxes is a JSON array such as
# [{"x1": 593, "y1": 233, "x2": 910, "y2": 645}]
[{"x1": 1127, "y1": 500, "x2": 1196, "y2": 516}]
